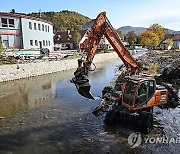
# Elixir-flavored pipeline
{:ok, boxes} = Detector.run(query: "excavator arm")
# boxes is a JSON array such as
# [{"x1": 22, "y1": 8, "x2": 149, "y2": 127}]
[{"x1": 70, "y1": 12, "x2": 139, "y2": 99}]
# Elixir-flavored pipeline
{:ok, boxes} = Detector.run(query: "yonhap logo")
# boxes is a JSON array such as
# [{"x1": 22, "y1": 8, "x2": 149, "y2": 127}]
[
  {"x1": 128, "y1": 132, "x2": 142, "y2": 148},
  {"x1": 128, "y1": 132, "x2": 180, "y2": 148}
]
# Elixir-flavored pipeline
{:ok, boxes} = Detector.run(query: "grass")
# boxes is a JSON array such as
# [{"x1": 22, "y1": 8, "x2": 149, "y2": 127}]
[{"x1": 147, "y1": 64, "x2": 159, "y2": 75}]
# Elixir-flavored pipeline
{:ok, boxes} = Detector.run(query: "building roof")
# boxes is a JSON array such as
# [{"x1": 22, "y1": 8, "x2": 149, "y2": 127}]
[
  {"x1": 54, "y1": 30, "x2": 87, "y2": 44},
  {"x1": 0, "y1": 12, "x2": 53, "y2": 25},
  {"x1": 164, "y1": 34, "x2": 180, "y2": 41}
]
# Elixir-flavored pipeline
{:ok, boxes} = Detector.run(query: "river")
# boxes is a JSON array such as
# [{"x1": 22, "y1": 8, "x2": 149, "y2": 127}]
[{"x1": 0, "y1": 52, "x2": 179, "y2": 154}]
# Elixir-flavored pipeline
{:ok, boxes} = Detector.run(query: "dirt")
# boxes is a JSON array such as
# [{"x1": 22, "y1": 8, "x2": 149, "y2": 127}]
[
  {"x1": 137, "y1": 50, "x2": 180, "y2": 106},
  {"x1": 138, "y1": 50, "x2": 180, "y2": 77}
]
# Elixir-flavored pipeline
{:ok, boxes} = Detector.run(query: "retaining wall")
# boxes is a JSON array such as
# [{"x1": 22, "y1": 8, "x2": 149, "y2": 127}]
[{"x1": 0, "y1": 52, "x2": 118, "y2": 82}]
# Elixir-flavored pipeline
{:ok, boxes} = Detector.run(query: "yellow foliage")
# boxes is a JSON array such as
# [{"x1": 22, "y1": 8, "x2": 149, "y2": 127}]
[
  {"x1": 148, "y1": 23, "x2": 166, "y2": 41},
  {"x1": 139, "y1": 30, "x2": 159, "y2": 48},
  {"x1": 165, "y1": 38, "x2": 173, "y2": 46},
  {"x1": 0, "y1": 42, "x2": 3, "y2": 53},
  {"x1": 147, "y1": 64, "x2": 159, "y2": 75}
]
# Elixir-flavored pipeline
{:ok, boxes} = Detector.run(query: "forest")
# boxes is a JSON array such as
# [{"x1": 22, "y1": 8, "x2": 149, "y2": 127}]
[{"x1": 27, "y1": 10, "x2": 90, "y2": 32}]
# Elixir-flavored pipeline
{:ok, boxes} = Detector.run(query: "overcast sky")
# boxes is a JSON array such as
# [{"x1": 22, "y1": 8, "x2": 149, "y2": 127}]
[{"x1": 1, "y1": 0, "x2": 180, "y2": 30}]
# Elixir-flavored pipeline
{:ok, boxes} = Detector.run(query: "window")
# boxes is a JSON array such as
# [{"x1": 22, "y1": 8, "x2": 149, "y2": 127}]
[
  {"x1": 30, "y1": 40, "x2": 33, "y2": 46},
  {"x1": 38, "y1": 24, "x2": 41, "y2": 30},
  {"x1": 46, "y1": 40, "x2": 48, "y2": 46},
  {"x1": 135, "y1": 82, "x2": 148, "y2": 107},
  {"x1": 34, "y1": 23, "x2": 37, "y2": 30},
  {"x1": 42, "y1": 24, "x2": 44, "y2": 31},
  {"x1": 45, "y1": 25, "x2": 47, "y2": 32},
  {"x1": 123, "y1": 81, "x2": 137, "y2": 106},
  {"x1": 35, "y1": 40, "x2": 38, "y2": 46},
  {"x1": 1, "y1": 18, "x2": 15, "y2": 28},
  {"x1": 43, "y1": 40, "x2": 45, "y2": 46},
  {"x1": 1, "y1": 18, "x2": 8, "y2": 27},
  {"x1": 8, "y1": 19, "x2": 15, "y2": 28},
  {"x1": 48, "y1": 41, "x2": 50, "y2": 46},
  {"x1": 47, "y1": 26, "x2": 49, "y2": 32},
  {"x1": 148, "y1": 81, "x2": 155, "y2": 98},
  {"x1": 29, "y1": 22, "x2": 32, "y2": 29}
]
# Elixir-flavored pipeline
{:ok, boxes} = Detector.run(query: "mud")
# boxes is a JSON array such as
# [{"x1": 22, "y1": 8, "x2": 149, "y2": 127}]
[{"x1": 0, "y1": 51, "x2": 179, "y2": 154}]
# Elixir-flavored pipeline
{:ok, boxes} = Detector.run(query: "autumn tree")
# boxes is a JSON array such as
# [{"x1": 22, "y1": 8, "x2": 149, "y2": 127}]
[
  {"x1": 0, "y1": 38, "x2": 3, "y2": 53},
  {"x1": 127, "y1": 31, "x2": 137, "y2": 47},
  {"x1": 139, "y1": 30, "x2": 159, "y2": 49},
  {"x1": 116, "y1": 30, "x2": 124, "y2": 40},
  {"x1": 136, "y1": 35, "x2": 141, "y2": 44},
  {"x1": 74, "y1": 31, "x2": 81, "y2": 49},
  {"x1": 29, "y1": 10, "x2": 90, "y2": 32},
  {"x1": 164, "y1": 38, "x2": 173, "y2": 49},
  {"x1": 148, "y1": 23, "x2": 166, "y2": 43},
  {"x1": 0, "y1": 44, "x2": 3, "y2": 53}
]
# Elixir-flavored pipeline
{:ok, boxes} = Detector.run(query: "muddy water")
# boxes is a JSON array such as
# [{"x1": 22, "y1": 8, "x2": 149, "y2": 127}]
[{"x1": 0, "y1": 57, "x2": 179, "y2": 154}]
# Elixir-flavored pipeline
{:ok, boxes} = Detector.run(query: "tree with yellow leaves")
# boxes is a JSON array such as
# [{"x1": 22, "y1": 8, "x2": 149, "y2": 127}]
[
  {"x1": 139, "y1": 30, "x2": 159, "y2": 49},
  {"x1": 147, "y1": 23, "x2": 167, "y2": 43}
]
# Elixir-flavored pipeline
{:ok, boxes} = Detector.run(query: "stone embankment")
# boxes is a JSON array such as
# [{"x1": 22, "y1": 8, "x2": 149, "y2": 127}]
[{"x1": 0, "y1": 52, "x2": 118, "y2": 82}]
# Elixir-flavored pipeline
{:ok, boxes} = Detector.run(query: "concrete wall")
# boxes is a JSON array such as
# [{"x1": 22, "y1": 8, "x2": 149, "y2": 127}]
[{"x1": 0, "y1": 52, "x2": 118, "y2": 82}]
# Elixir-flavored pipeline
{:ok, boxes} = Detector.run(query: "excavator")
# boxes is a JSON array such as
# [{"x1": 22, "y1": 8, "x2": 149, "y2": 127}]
[{"x1": 70, "y1": 12, "x2": 168, "y2": 133}]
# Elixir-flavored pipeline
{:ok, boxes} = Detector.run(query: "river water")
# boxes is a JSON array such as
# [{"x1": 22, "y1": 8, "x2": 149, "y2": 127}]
[{"x1": 0, "y1": 53, "x2": 179, "y2": 154}]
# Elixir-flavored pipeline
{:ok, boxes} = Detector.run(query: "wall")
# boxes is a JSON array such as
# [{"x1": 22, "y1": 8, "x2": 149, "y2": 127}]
[
  {"x1": 0, "y1": 16, "x2": 22, "y2": 48},
  {"x1": 21, "y1": 18, "x2": 54, "y2": 51},
  {"x1": 0, "y1": 52, "x2": 118, "y2": 82},
  {"x1": 174, "y1": 40, "x2": 180, "y2": 49}
]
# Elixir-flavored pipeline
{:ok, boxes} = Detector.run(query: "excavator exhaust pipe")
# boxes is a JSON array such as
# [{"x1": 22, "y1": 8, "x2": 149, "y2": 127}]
[{"x1": 70, "y1": 77, "x2": 94, "y2": 99}]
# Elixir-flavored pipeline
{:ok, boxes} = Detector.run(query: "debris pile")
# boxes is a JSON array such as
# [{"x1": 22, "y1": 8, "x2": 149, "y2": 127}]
[{"x1": 138, "y1": 50, "x2": 180, "y2": 107}]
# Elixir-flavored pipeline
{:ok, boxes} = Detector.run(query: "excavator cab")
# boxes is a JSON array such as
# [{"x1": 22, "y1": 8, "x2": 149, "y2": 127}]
[{"x1": 122, "y1": 77, "x2": 168, "y2": 111}]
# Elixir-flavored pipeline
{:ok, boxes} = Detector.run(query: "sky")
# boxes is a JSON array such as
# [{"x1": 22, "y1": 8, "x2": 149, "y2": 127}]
[{"x1": 0, "y1": 0, "x2": 180, "y2": 31}]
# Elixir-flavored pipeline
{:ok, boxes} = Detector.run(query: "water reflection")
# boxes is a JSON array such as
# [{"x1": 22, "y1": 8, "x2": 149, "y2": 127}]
[{"x1": 0, "y1": 70, "x2": 76, "y2": 117}]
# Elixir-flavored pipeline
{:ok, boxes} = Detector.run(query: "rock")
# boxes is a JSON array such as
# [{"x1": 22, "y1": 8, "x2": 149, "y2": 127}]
[{"x1": 44, "y1": 115, "x2": 48, "y2": 119}]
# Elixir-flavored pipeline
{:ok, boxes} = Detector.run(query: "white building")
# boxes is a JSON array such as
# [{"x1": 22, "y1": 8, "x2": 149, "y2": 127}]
[{"x1": 0, "y1": 12, "x2": 54, "y2": 52}]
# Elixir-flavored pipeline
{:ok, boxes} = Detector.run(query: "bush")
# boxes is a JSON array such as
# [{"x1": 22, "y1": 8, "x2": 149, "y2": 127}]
[{"x1": 0, "y1": 42, "x2": 3, "y2": 53}]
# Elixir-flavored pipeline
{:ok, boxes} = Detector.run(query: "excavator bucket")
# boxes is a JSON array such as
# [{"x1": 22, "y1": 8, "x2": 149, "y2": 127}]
[{"x1": 75, "y1": 81, "x2": 94, "y2": 99}]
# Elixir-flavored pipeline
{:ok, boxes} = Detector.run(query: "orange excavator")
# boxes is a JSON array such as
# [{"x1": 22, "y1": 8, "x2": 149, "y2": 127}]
[{"x1": 71, "y1": 12, "x2": 168, "y2": 133}]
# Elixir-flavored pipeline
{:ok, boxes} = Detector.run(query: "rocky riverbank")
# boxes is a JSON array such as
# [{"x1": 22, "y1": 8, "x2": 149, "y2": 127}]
[
  {"x1": 139, "y1": 50, "x2": 180, "y2": 106},
  {"x1": 0, "y1": 52, "x2": 118, "y2": 82}
]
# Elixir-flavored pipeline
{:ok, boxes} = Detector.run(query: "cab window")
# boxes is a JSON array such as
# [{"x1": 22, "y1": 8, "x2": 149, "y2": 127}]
[{"x1": 135, "y1": 80, "x2": 155, "y2": 107}]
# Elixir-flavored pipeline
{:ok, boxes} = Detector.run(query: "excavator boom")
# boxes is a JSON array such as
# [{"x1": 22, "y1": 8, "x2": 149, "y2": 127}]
[{"x1": 71, "y1": 12, "x2": 139, "y2": 99}]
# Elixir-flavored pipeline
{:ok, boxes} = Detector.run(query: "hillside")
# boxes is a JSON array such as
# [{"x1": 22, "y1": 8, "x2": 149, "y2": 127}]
[
  {"x1": 27, "y1": 10, "x2": 91, "y2": 32},
  {"x1": 118, "y1": 26, "x2": 147, "y2": 35},
  {"x1": 118, "y1": 26, "x2": 178, "y2": 35}
]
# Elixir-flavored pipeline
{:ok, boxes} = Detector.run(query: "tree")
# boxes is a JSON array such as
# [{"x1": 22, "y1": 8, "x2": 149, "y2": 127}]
[
  {"x1": 0, "y1": 42, "x2": 3, "y2": 53},
  {"x1": 148, "y1": 23, "x2": 166, "y2": 43},
  {"x1": 10, "y1": 9, "x2": 16, "y2": 13},
  {"x1": 139, "y1": 30, "x2": 159, "y2": 49},
  {"x1": 127, "y1": 31, "x2": 137, "y2": 47},
  {"x1": 136, "y1": 36, "x2": 141, "y2": 44},
  {"x1": 116, "y1": 30, "x2": 124, "y2": 40},
  {"x1": 74, "y1": 31, "x2": 81, "y2": 49},
  {"x1": 164, "y1": 38, "x2": 173, "y2": 50}
]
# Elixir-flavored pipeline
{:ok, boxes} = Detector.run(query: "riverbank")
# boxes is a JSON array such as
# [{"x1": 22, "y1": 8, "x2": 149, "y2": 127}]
[{"x1": 0, "y1": 52, "x2": 118, "y2": 82}]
